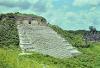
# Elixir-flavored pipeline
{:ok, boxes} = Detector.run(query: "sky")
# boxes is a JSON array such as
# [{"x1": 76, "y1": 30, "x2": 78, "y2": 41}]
[{"x1": 0, "y1": 0, "x2": 100, "y2": 30}]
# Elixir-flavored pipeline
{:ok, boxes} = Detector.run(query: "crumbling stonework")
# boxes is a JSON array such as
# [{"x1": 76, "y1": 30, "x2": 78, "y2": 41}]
[
  {"x1": 17, "y1": 16, "x2": 80, "y2": 58},
  {"x1": 16, "y1": 15, "x2": 47, "y2": 26}
]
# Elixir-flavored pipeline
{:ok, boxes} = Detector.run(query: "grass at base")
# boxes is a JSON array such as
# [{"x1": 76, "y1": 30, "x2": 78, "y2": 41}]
[
  {"x1": 0, "y1": 42, "x2": 100, "y2": 68},
  {"x1": 0, "y1": 47, "x2": 59, "y2": 68}
]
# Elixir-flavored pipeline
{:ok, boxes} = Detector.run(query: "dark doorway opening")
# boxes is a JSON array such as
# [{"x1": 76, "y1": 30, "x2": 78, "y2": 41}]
[{"x1": 29, "y1": 20, "x2": 31, "y2": 24}]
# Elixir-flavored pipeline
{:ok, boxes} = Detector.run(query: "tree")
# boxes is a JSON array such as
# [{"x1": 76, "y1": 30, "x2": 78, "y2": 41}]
[{"x1": 89, "y1": 26, "x2": 97, "y2": 34}]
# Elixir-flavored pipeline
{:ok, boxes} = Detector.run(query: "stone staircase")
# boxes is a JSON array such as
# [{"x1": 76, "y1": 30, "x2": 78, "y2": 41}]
[{"x1": 17, "y1": 23, "x2": 80, "y2": 58}]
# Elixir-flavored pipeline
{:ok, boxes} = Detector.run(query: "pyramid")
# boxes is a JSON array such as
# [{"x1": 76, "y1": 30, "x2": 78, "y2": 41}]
[{"x1": 17, "y1": 17, "x2": 80, "y2": 58}]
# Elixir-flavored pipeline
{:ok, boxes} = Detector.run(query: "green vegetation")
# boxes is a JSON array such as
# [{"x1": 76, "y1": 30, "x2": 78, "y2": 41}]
[
  {"x1": 0, "y1": 17, "x2": 19, "y2": 47},
  {"x1": 0, "y1": 13, "x2": 100, "y2": 68}
]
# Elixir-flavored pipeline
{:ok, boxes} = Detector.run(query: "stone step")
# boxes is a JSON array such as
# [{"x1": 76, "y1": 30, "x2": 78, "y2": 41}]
[{"x1": 17, "y1": 23, "x2": 80, "y2": 58}]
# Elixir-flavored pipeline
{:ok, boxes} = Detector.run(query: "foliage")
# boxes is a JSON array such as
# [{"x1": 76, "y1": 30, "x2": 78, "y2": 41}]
[{"x1": 0, "y1": 19, "x2": 19, "y2": 47}]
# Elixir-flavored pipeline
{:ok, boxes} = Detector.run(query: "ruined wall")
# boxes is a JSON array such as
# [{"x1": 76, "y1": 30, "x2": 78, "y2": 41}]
[{"x1": 16, "y1": 16, "x2": 47, "y2": 26}]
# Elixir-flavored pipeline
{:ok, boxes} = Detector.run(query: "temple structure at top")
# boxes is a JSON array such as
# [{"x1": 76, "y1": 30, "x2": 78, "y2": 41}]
[{"x1": 16, "y1": 15, "x2": 47, "y2": 26}]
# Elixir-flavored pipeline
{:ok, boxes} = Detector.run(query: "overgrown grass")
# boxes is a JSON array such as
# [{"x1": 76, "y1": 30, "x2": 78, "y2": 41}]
[
  {"x1": 0, "y1": 47, "x2": 57, "y2": 68},
  {"x1": 0, "y1": 42, "x2": 100, "y2": 68}
]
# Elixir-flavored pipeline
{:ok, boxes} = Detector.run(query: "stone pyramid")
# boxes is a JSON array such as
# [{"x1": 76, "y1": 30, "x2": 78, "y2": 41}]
[{"x1": 17, "y1": 18, "x2": 80, "y2": 58}]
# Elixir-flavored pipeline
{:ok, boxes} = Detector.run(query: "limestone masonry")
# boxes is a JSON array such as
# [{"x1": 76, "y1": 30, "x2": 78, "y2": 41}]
[{"x1": 17, "y1": 16, "x2": 80, "y2": 58}]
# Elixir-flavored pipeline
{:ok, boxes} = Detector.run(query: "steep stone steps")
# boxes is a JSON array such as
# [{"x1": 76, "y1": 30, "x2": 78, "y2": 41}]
[{"x1": 17, "y1": 23, "x2": 80, "y2": 58}]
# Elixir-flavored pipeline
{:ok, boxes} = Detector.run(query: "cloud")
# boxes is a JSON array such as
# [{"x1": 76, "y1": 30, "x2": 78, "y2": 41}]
[
  {"x1": 0, "y1": 0, "x2": 31, "y2": 9},
  {"x1": 73, "y1": 0, "x2": 100, "y2": 6},
  {"x1": 32, "y1": 0, "x2": 47, "y2": 12}
]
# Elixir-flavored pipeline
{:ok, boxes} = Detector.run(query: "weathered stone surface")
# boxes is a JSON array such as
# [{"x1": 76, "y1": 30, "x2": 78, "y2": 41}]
[{"x1": 17, "y1": 20, "x2": 80, "y2": 58}]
